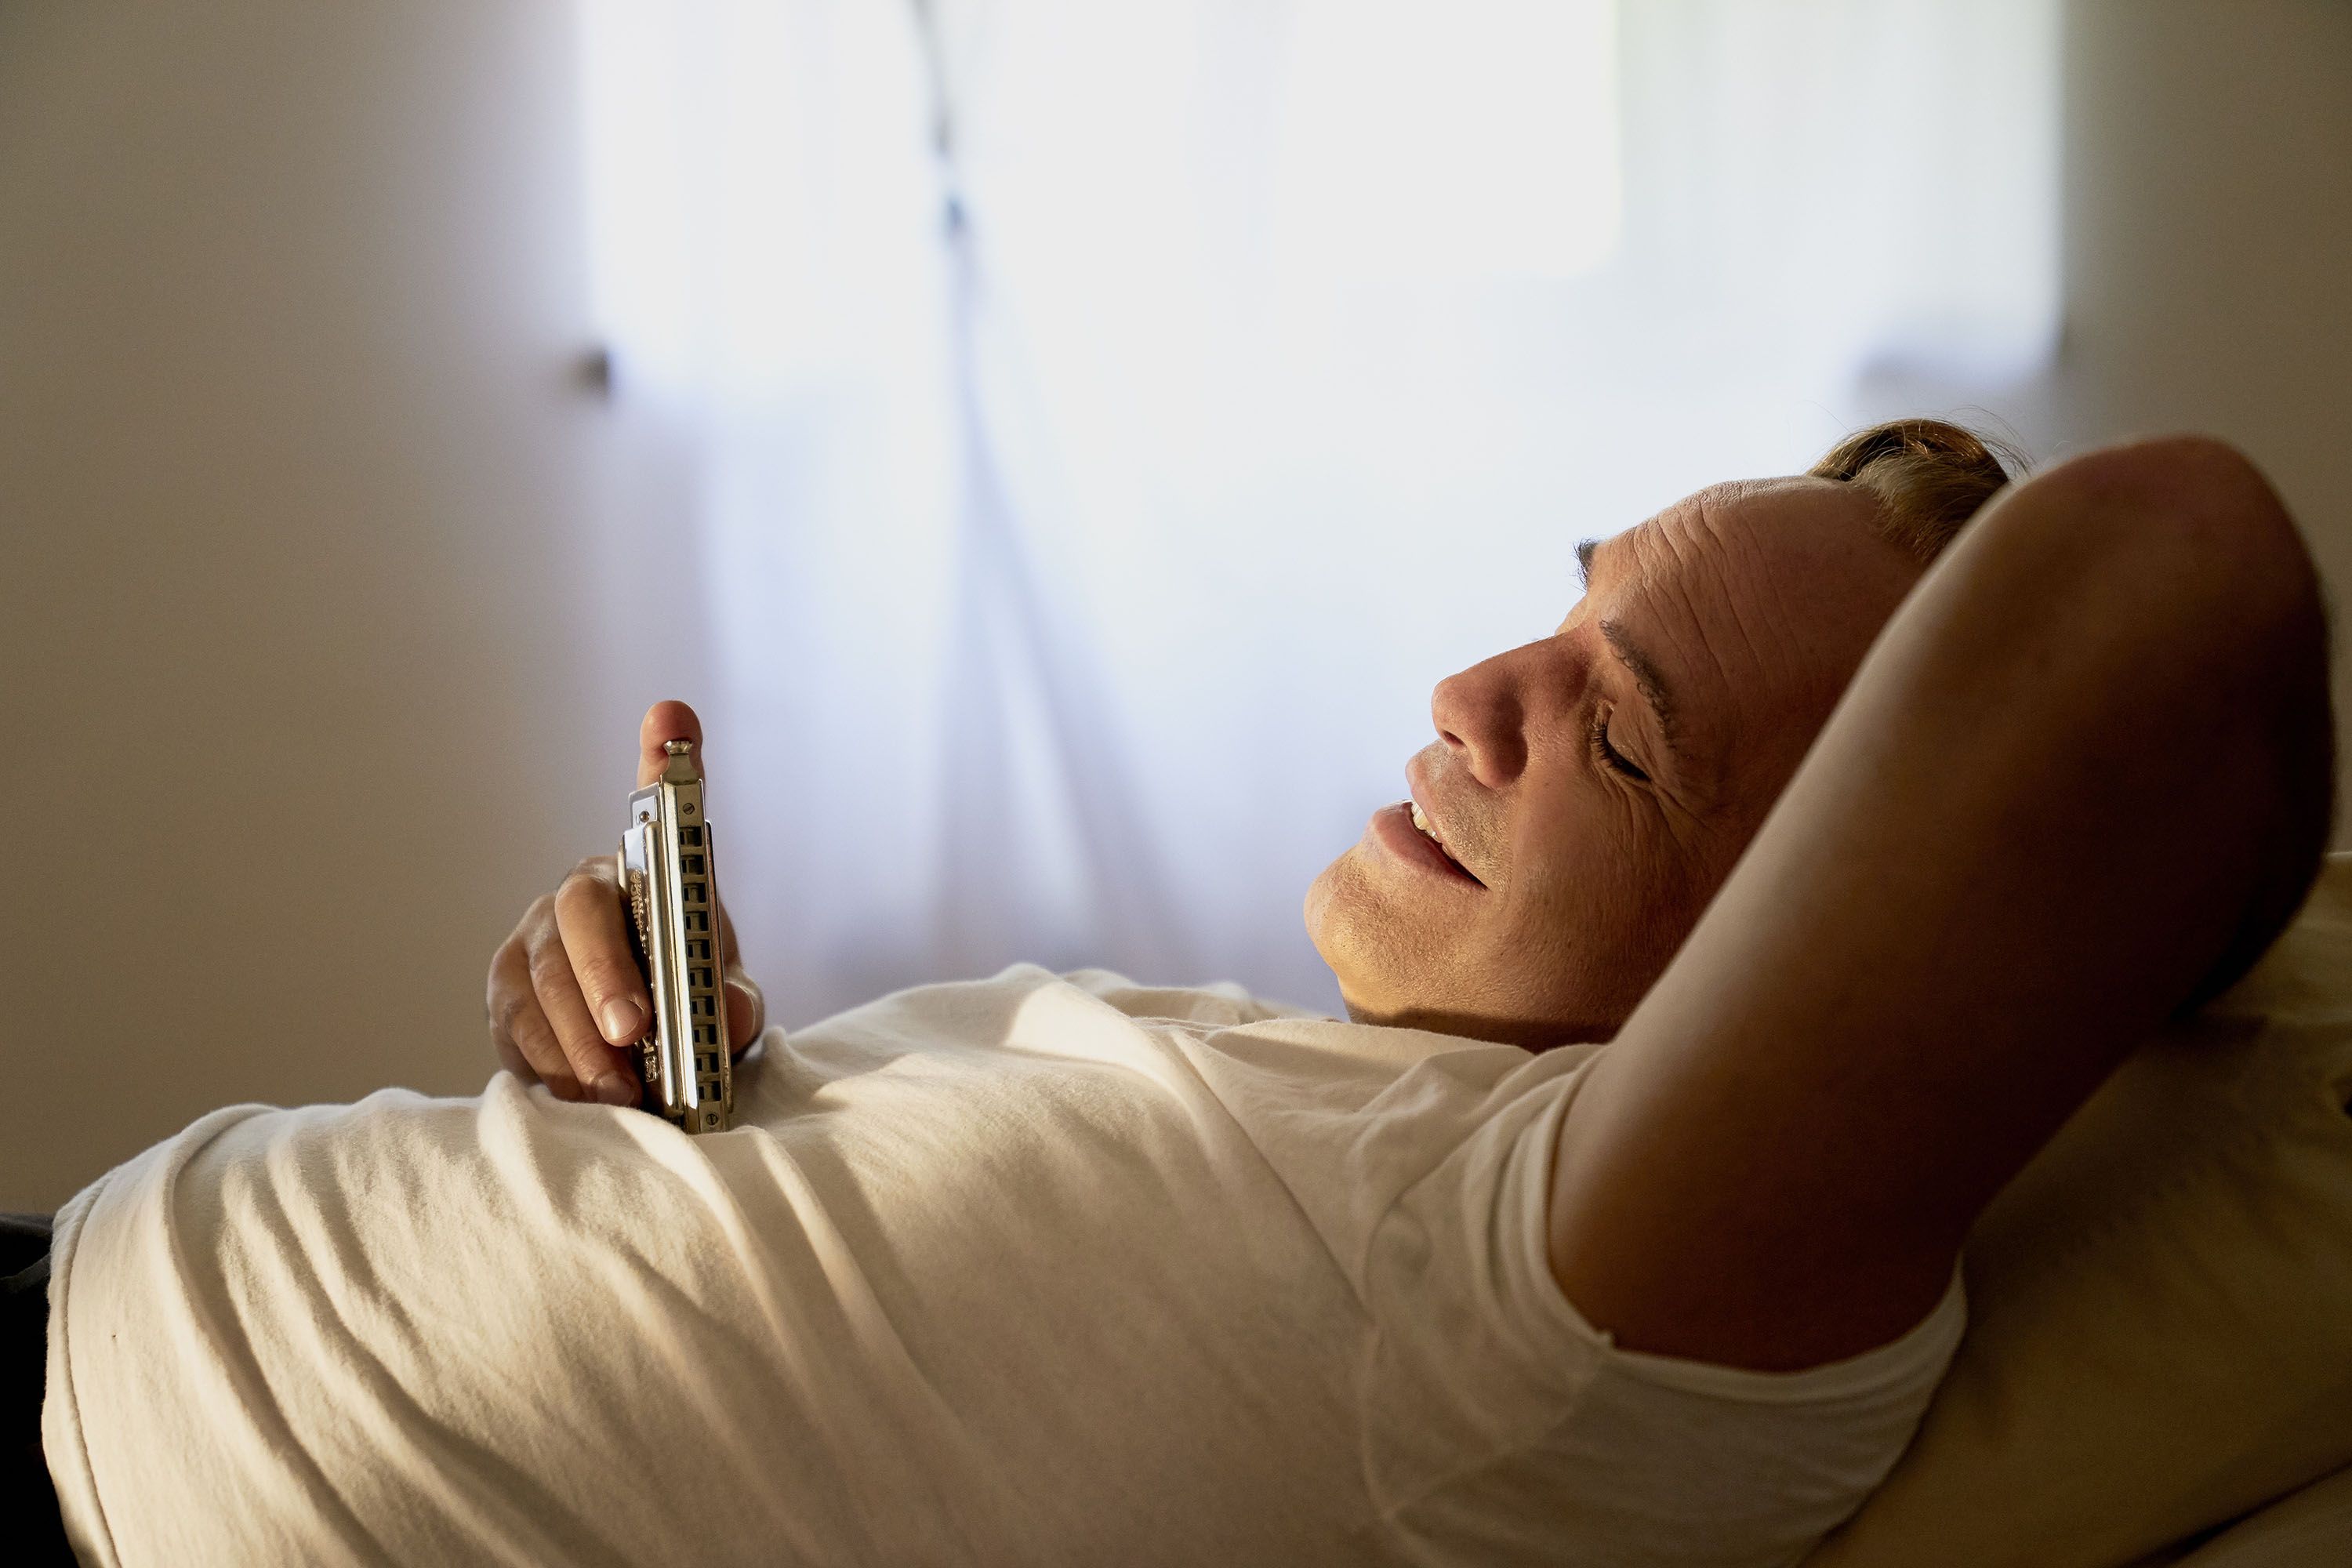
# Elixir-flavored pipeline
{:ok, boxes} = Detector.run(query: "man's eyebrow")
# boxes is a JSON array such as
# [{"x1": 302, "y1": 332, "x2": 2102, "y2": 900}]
[
  {"x1": 1599, "y1": 618, "x2": 1682, "y2": 757},
  {"x1": 1577, "y1": 535, "x2": 1683, "y2": 759}
]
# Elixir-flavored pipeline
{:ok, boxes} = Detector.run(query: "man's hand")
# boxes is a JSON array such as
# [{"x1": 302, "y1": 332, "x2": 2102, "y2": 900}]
[{"x1": 485, "y1": 700, "x2": 766, "y2": 1104}]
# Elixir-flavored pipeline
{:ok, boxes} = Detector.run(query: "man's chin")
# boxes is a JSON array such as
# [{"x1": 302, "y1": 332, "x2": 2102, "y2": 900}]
[
  {"x1": 1303, "y1": 846, "x2": 1396, "y2": 984},
  {"x1": 1305, "y1": 848, "x2": 1444, "y2": 1027},
  {"x1": 1306, "y1": 861, "x2": 1617, "y2": 1048},
  {"x1": 1301, "y1": 849, "x2": 1356, "y2": 971}
]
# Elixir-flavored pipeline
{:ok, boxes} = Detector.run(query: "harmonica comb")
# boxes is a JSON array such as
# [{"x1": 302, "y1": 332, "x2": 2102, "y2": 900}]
[{"x1": 618, "y1": 738, "x2": 731, "y2": 1134}]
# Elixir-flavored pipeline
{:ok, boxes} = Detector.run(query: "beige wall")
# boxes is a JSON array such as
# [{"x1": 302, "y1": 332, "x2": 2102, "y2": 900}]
[
  {"x1": 5, "y1": 1, "x2": 2350, "y2": 1207},
  {"x1": 2045, "y1": 0, "x2": 2352, "y2": 734},
  {"x1": 0, "y1": 2, "x2": 612, "y2": 1207},
  {"x1": 1824, "y1": 0, "x2": 2352, "y2": 822}
]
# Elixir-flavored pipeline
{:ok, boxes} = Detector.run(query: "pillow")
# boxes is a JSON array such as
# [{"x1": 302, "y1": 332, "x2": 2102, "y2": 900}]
[{"x1": 1804, "y1": 851, "x2": 2352, "y2": 1568}]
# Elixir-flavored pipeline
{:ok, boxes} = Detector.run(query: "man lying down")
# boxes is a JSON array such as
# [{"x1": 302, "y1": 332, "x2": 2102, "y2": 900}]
[{"x1": 24, "y1": 422, "x2": 2340, "y2": 1567}]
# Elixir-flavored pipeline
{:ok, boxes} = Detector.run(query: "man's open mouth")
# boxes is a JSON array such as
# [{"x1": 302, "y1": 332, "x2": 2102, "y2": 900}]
[{"x1": 1409, "y1": 801, "x2": 1482, "y2": 884}]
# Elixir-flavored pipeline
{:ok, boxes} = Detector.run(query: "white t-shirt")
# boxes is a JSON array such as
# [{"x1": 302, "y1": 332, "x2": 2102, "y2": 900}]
[{"x1": 43, "y1": 967, "x2": 1963, "y2": 1566}]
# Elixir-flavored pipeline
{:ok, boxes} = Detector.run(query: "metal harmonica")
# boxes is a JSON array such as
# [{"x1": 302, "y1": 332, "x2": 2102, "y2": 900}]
[{"x1": 618, "y1": 738, "x2": 732, "y2": 1134}]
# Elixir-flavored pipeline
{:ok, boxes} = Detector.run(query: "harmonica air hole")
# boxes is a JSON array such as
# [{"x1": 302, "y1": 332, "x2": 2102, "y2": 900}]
[{"x1": 681, "y1": 826, "x2": 703, "y2": 846}]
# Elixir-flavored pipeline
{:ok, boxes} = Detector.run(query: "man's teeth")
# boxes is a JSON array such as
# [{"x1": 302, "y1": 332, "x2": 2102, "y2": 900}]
[{"x1": 1408, "y1": 800, "x2": 1478, "y2": 882}]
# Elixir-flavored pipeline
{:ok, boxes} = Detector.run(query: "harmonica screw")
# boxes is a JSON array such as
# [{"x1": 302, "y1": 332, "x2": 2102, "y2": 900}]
[{"x1": 664, "y1": 739, "x2": 694, "y2": 757}]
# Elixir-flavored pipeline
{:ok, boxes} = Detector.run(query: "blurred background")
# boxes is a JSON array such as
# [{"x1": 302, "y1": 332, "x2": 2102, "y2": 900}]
[{"x1": 3, "y1": 0, "x2": 2347, "y2": 1207}]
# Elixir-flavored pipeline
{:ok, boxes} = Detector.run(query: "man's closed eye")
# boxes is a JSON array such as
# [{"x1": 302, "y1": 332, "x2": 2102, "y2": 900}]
[{"x1": 1590, "y1": 707, "x2": 1652, "y2": 783}]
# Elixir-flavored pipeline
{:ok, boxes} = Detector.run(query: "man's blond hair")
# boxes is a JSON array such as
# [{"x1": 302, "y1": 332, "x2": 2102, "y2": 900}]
[{"x1": 1811, "y1": 417, "x2": 2023, "y2": 564}]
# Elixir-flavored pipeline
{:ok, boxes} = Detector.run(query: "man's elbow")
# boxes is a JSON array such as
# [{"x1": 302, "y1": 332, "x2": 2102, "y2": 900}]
[
  {"x1": 2040, "y1": 434, "x2": 2336, "y2": 999},
  {"x1": 2027, "y1": 434, "x2": 2323, "y2": 639},
  {"x1": 1951, "y1": 433, "x2": 2336, "y2": 1000}
]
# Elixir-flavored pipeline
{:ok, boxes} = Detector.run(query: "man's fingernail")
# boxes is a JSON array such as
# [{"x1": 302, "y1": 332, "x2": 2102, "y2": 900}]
[
  {"x1": 600, "y1": 998, "x2": 646, "y2": 1043},
  {"x1": 593, "y1": 1072, "x2": 638, "y2": 1107}
]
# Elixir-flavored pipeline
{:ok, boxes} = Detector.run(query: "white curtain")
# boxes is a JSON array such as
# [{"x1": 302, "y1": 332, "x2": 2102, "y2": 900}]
[{"x1": 576, "y1": 0, "x2": 2058, "y2": 1019}]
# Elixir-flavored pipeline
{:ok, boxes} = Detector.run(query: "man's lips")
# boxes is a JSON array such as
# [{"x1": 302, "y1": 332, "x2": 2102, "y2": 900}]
[{"x1": 1371, "y1": 800, "x2": 1483, "y2": 886}]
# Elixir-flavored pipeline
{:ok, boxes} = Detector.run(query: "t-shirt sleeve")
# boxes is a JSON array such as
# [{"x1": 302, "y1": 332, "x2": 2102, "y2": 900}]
[{"x1": 1356, "y1": 1062, "x2": 1966, "y2": 1568}]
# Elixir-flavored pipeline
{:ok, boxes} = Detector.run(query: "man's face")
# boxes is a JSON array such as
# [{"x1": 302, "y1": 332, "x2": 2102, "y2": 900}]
[{"x1": 1305, "y1": 475, "x2": 1925, "y2": 1045}]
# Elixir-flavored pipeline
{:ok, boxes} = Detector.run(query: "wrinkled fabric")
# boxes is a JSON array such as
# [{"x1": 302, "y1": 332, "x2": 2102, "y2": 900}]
[{"x1": 46, "y1": 967, "x2": 1961, "y2": 1566}]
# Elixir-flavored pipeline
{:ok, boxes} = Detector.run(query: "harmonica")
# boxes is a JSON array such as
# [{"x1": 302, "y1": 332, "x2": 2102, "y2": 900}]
[{"x1": 618, "y1": 738, "x2": 732, "y2": 1134}]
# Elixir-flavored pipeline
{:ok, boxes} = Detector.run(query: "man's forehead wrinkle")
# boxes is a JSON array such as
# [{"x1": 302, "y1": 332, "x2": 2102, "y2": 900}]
[
  {"x1": 1632, "y1": 488, "x2": 1788, "y2": 793},
  {"x1": 1580, "y1": 526, "x2": 1656, "y2": 593},
  {"x1": 1657, "y1": 492, "x2": 1751, "y2": 657},
  {"x1": 1632, "y1": 496, "x2": 1721, "y2": 586},
  {"x1": 1579, "y1": 518, "x2": 1741, "y2": 810},
  {"x1": 1679, "y1": 486, "x2": 1820, "y2": 733}
]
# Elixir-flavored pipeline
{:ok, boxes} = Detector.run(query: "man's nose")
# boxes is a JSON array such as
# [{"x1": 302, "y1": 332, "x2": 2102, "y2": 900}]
[{"x1": 1431, "y1": 643, "x2": 1549, "y2": 788}]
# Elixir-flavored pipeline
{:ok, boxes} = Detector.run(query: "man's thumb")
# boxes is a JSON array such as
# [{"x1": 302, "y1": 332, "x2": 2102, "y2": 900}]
[{"x1": 637, "y1": 700, "x2": 704, "y2": 787}]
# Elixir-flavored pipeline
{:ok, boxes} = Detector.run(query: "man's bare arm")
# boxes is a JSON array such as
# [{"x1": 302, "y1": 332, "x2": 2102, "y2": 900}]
[{"x1": 1548, "y1": 436, "x2": 2335, "y2": 1370}]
